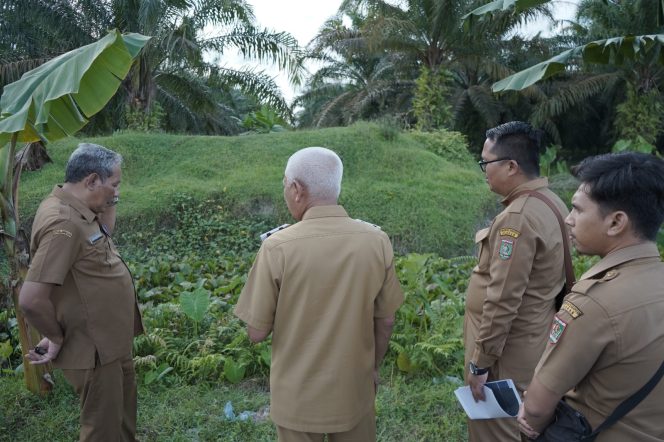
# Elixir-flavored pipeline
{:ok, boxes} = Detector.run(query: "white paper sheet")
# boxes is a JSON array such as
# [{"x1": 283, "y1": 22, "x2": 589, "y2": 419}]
[{"x1": 454, "y1": 379, "x2": 522, "y2": 419}]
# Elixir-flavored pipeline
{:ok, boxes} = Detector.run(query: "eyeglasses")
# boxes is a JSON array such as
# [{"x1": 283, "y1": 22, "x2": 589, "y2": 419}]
[{"x1": 478, "y1": 157, "x2": 512, "y2": 172}]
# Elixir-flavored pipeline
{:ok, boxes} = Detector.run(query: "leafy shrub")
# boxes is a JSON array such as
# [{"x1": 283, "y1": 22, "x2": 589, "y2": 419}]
[
  {"x1": 409, "y1": 130, "x2": 474, "y2": 165},
  {"x1": 412, "y1": 67, "x2": 453, "y2": 131},
  {"x1": 125, "y1": 102, "x2": 165, "y2": 132},
  {"x1": 390, "y1": 254, "x2": 475, "y2": 377}
]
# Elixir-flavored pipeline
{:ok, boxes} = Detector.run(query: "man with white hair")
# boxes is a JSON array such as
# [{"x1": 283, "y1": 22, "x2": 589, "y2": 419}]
[{"x1": 235, "y1": 146, "x2": 404, "y2": 441}]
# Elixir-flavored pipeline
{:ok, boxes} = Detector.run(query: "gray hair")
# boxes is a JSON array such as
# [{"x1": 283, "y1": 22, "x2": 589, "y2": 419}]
[
  {"x1": 65, "y1": 143, "x2": 122, "y2": 183},
  {"x1": 284, "y1": 147, "x2": 343, "y2": 200}
]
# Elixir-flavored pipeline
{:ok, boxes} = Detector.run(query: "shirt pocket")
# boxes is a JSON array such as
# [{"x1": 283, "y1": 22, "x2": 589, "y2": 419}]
[{"x1": 474, "y1": 227, "x2": 491, "y2": 272}]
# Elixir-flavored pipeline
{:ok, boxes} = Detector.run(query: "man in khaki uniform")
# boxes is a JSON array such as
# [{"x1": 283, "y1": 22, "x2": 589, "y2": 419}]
[
  {"x1": 464, "y1": 121, "x2": 569, "y2": 441},
  {"x1": 519, "y1": 152, "x2": 664, "y2": 441},
  {"x1": 19, "y1": 143, "x2": 143, "y2": 442},
  {"x1": 234, "y1": 146, "x2": 403, "y2": 442}
]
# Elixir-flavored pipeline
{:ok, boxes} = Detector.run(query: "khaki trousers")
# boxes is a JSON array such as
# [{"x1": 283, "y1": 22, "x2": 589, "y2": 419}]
[
  {"x1": 467, "y1": 415, "x2": 521, "y2": 442},
  {"x1": 276, "y1": 408, "x2": 376, "y2": 442},
  {"x1": 62, "y1": 355, "x2": 138, "y2": 442}
]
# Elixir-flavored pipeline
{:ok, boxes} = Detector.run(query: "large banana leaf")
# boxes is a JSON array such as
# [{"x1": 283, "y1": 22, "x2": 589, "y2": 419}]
[
  {"x1": 463, "y1": 0, "x2": 551, "y2": 19},
  {"x1": 0, "y1": 30, "x2": 150, "y2": 147},
  {"x1": 493, "y1": 34, "x2": 664, "y2": 92}
]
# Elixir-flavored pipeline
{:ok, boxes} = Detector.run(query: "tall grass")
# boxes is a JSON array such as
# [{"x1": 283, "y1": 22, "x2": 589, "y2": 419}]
[{"x1": 16, "y1": 123, "x2": 493, "y2": 256}]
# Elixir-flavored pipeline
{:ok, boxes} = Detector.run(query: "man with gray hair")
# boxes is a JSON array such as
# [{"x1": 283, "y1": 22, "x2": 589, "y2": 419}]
[
  {"x1": 235, "y1": 146, "x2": 404, "y2": 441},
  {"x1": 19, "y1": 143, "x2": 143, "y2": 441}
]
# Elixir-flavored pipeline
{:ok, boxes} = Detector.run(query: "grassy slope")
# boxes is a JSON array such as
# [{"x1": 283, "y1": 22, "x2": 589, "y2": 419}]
[{"x1": 17, "y1": 123, "x2": 493, "y2": 256}]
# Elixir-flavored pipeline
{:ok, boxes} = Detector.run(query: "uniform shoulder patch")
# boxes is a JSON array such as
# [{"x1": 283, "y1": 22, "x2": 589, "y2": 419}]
[
  {"x1": 601, "y1": 270, "x2": 619, "y2": 281},
  {"x1": 499, "y1": 228, "x2": 520, "y2": 238},
  {"x1": 498, "y1": 239, "x2": 514, "y2": 260},
  {"x1": 354, "y1": 219, "x2": 381, "y2": 230},
  {"x1": 560, "y1": 300, "x2": 583, "y2": 319},
  {"x1": 259, "y1": 224, "x2": 290, "y2": 242},
  {"x1": 53, "y1": 229, "x2": 72, "y2": 238},
  {"x1": 549, "y1": 315, "x2": 567, "y2": 344}
]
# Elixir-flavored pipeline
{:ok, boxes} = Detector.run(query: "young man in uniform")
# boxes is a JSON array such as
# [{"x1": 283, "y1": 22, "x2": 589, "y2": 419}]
[
  {"x1": 234, "y1": 146, "x2": 404, "y2": 442},
  {"x1": 19, "y1": 143, "x2": 143, "y2": 442},
  {"x1": 519, "y1": 152, "x2": 664, "y2": 440},
  {"x1": 464, "y1": 121, "x2": 569, "y2": 441}
]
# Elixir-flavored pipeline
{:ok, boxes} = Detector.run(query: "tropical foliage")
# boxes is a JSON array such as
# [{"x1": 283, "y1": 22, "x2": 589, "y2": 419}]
[
  {"x1": 290, "y1": 0, "x2": 664, "y2": 158},
  {"x1": 0, "y1": 0, "x2": 304, "y2": 135},
  {"x1": 0, "y1": 29, "x2": 150, "y2": 394},
  {"x1": 295, "y1": 0, "x2": 571, "y2": 150}
]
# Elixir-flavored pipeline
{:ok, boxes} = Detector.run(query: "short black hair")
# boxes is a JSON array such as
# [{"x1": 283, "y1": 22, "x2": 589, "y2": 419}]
[
  {"x1": 486, "y1": 121, "x2": 542, "y2": 178},
  {"x1": 573, "y1": 152, "x2": 664, "y2": 241}
]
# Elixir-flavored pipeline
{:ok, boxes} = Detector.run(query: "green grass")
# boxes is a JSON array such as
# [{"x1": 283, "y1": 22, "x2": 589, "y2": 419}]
[
  {"x1": 17, "y1": 123, "x2": 493, "y2": 256},
  {"x1": 0, "y1": 370, "x2": 466, "y2": 441}
]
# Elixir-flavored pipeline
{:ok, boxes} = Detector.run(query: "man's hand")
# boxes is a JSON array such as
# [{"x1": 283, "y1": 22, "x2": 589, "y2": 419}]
[
  {"x1": 469, "y1": 372, "x2": 488, "y2": 402},
  {"x1": 373, "y1": 368, "x2": 380, "y2": 394},
  {"x1": 518, "y1": 402, "x2": 540, "y2": 439},
  {"x1": 25, "y1": 337, "x2": 61, "y2": 365}
]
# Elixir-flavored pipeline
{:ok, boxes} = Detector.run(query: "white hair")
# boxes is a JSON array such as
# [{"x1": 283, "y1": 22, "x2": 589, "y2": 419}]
[{"x1": 284, "y1": 147, "x2": 343, "y2": 200}]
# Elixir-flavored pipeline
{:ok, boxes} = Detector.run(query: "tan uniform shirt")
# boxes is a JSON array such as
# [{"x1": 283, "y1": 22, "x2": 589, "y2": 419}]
[
  {"x1": 464, "y1": 178, "x2": 569, "y2": 390},
  {"x1": 26, "y1": 185, "x2": 143, "y2": 369},
  {"x1": 234, "y1": 205, "x2": 404, "y2": 433},
  {"x1": 535, "y1": 243, "x2": 664, "y2": 441}
]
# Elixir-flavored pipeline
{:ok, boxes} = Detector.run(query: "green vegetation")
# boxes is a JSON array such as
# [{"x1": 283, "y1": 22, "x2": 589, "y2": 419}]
[
  {"x1": 2, "y1": 165, "x2": 475, "y2": 440},
  {"x1": 1, "y1": 0, "x2": 303, "y2": 134},
  {"x1": 0, "y1": 369, "x2": 467, "y2": 442},
  {"x1": 18, "y1": 123, "x2": 493, "y2": 256}
]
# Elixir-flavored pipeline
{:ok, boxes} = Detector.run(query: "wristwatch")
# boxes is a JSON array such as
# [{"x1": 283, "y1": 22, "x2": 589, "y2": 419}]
[{"x1": 469, "y1": 361, "x2": 489, "y2": 376}]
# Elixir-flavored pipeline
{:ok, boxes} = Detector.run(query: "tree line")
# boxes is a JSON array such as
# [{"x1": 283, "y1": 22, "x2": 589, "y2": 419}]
[{"x1": 2, "y1": 0, "x2": 663, "y2": 160}]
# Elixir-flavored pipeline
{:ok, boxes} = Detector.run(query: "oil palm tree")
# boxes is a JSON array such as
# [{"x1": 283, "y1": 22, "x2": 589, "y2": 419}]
[
  {"x1": 294, "y1": 15, "x2": 414, "y2": 127},
  {"x1": 0, "y1": 0, "x2": 304, "y2": 134}
]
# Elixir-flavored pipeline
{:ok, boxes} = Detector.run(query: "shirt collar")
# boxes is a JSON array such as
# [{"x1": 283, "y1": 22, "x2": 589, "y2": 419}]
[
  {"x1": 52, "y1": 185, "x2": 97, "y2": 223},
  {"x1": 301, "y1": 205, "x2": 349, "y2": 220},
  {"x1": 501, "y1": 177, "x2": 549, "y2": 206},
  {"x1": 580, "y1": 242, "x2": 662, "y2": 281}
]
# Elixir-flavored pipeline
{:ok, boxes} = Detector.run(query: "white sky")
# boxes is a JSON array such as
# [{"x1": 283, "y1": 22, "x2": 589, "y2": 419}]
[{"x1": 222, "y1": 0, "x2": 579, "y2": 104}]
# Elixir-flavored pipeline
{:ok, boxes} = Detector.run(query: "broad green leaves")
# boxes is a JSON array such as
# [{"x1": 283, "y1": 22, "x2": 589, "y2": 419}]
[
  {"x1": 463, "y1": 0, "x2": 551, "y2": 19},
  {"x1": 493, "y1": 35, "x2": 664, "y2": 91},
  {"x1": 223, "y1": 358, "x2": 246, "y2": 384},
  {"x1": 0, "y1": 30, "x2": 150, "y2": 147},
  {"x1": 179, "y1": 288, "x2": 210, "y2": 324}
]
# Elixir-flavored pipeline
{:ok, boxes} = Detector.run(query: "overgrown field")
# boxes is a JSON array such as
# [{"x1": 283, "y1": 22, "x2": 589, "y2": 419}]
[
  {"x1": 2, "y1": 193, "x2": 643, "y2": 441},
  {"x1": 3, "y1": 127, "x2": 662, "y2": 441},
  {"x1": 2, "y1": 126, "x2": 495, "y2": 441},
  {"x1": 16, "y1": 123, "x2": 494, "y2": 256},
  {"x1": 1, "y1": 196, "x2": 474, "y2": 441}
]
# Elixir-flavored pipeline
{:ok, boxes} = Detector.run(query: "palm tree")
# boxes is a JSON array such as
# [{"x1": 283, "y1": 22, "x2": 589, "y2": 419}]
[
  {"x1": 298, "y1": 0, "x2": 556, "y2": 149},
  {"x1": 294, "y1": 15, "x2": 414, "y2": 127},
  {"x1": 484, "y1": 0, "x2": 664, "y2": 154},
  {"x1": 0, "y1": 0, "x2": 304, "y2": 134}
]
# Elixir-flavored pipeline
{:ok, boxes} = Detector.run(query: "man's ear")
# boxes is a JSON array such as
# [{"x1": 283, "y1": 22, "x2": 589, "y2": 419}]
[
  {"x1": 606, "y1": 210, "x2": 629, "y2": 237},
  {"x1": 292, "y1": 179, "x2": 305, "y2": 203},
  {"x1": 507, "y1": 159, "x2": 520, "y2": 176},
  {"x1": 83, "y1": 173, "x2": 100, "y2": 190}
]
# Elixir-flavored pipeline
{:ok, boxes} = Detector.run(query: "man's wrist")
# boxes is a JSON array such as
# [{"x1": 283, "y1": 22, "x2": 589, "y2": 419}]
[{"x1": 469, "y1": 361, "x2": 489, "y2": 376}]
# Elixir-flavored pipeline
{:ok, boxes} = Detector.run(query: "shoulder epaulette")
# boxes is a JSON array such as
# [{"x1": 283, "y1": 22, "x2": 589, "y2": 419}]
[
  {"x1": 259, "y1": 224, "x2": 290, "y2": 242},
  {"x1": 354, "y1": 219, "x2": 381, "y2": 230}
]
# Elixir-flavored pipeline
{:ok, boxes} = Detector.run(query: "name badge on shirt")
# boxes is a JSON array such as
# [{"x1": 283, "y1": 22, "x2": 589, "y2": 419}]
[{"x1": 88, "y1": 232, "x2": 103, "y2": 245}]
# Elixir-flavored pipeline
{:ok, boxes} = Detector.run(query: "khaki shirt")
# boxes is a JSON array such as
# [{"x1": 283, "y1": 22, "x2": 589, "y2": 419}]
[
  {"x1": 535, "y1": 243, "x2": 664, "y2": 441},
  {"x1": 26, "y1": 185, "x2": 143, "y2": 369},
  {"x1": 464, "y1": 178, "x2": 569, "y2": 390},
  {"x1": 234, "y1": 205, "x2": 404, "y2": 433}
]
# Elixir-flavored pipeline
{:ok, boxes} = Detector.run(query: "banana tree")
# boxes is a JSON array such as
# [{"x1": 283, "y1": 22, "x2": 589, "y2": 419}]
[
  {"x1": 0, "y1": 29, "x2": 149, "y2": 394},
  {"x1": 463, "y1": 0, "x2": 664, "y2": 92}
]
